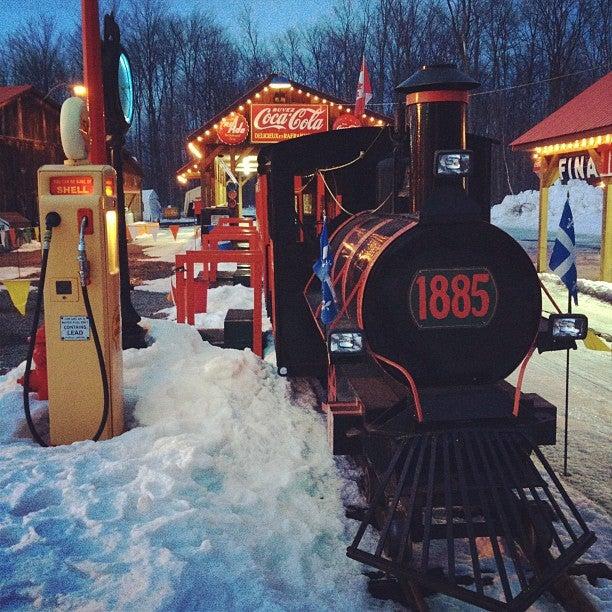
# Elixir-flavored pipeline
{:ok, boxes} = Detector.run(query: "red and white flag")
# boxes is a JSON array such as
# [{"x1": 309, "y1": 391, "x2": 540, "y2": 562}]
[{"x1": 354, "y1": 56, "x2": 372, "y2": 117}]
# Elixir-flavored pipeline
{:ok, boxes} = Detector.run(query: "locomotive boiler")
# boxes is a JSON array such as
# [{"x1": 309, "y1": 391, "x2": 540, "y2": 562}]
[{"x1": 256, "y1": 64, "x2": 596, "y2": 610}]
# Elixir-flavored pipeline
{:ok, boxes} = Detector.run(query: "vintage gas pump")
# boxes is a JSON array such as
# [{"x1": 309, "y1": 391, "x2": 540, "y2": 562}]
[{"x1": 23, "y1": 96, "x2": 123, "y2": 446}]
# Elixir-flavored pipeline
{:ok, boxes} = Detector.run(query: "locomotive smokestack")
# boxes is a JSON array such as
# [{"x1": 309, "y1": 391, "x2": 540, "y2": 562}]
[{"x1": 396, "y1": 64, "x2": 479, "y2": 214}]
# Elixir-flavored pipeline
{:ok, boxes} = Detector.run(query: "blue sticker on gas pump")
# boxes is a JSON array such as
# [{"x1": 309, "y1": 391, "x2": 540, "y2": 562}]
[{"x1": 60, "y1": 316, "x2": 90, "y2": 341}]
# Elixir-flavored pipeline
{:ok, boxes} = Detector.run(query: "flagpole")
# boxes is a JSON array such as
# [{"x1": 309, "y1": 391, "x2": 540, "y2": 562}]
[{"x1": 563, "y1": 290, "x2": 571, "y2": 476}]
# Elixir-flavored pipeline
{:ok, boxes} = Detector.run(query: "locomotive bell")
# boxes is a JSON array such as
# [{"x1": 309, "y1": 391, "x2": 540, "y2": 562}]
[{"x1": 396, "y1": 64, "x2": 479, "y2": 213}]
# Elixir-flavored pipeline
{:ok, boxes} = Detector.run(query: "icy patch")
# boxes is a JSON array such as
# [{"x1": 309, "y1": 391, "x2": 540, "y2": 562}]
[{"x1": 0, "y1": 320, "x2": 378, "y2": 610}]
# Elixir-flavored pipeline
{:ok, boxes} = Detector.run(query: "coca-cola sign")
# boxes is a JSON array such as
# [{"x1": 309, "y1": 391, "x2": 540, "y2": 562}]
[
  {"x1": 217, "y1": 113, "x2": 249, "y2": 145},
  {"x1": 250, "y1": 104, "x2": 329, "y2": 143},
  {"x1": 332, "y1": 114, "x2": 362, "y2": 130}
]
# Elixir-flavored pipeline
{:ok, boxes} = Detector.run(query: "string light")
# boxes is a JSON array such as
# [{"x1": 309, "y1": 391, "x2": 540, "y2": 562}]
[{"x1": 188, "y1": 142, "x2": 203, "y2": 159}]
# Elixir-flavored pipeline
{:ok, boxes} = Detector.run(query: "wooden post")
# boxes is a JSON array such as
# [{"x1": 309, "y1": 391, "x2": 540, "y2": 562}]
[
  {"x1": 601, "y1": 178, "x2": 612, "y2": 281},
  {"x1": 537, "y1": 180, "x2": 549, "y2": 272},
  {"x1": 537, "y1": 155, "x2": 559, "y2": 272}
]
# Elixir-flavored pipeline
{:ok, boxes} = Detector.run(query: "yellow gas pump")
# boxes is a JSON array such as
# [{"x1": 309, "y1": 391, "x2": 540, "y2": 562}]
[
  {"x1": 23, "y1": 97, "x2": 124, "y2": 446},
  {"x1": 35, "y1": 165, "x2": 123, "y2": 445}
]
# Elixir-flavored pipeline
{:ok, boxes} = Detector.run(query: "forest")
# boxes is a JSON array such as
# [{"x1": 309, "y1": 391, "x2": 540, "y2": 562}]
[{"x1": 1, "y1": 0, "x2": 609, "y2": 205}]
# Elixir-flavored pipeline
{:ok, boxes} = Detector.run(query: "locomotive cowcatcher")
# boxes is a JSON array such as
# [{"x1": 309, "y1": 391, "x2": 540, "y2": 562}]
[{"x1": 255, "y1": 65, "x2": 597, "y2": 610}]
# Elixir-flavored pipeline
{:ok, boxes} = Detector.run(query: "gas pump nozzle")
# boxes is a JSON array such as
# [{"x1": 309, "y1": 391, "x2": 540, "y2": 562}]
[{"x1": 78, "y1": 216, "x2": 90, "y2": 286}]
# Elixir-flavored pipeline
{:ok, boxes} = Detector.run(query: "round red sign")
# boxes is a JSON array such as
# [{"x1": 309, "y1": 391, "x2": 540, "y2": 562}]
[
  {"x1": 217, "y1": 113, "x2": 249, "y2": 145},
  {"x1": 332, "y1": 114, "x2": 362, "y2": 130}
]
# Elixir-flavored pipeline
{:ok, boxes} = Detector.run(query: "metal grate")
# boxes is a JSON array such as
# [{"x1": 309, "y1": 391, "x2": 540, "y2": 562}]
[{"x1": 348, "y1": 429, "x2": 596, "y2": 610}]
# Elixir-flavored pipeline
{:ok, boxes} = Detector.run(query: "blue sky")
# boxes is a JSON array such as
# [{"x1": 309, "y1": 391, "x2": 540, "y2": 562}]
[{"x1": 0, "y1": 0, "x2": 325, "y2": 41}]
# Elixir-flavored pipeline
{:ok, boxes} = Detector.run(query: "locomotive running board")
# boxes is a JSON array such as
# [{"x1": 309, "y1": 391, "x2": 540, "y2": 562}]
[{"x1": 348, "y1": 429, "x2": 596, "y2": 610}]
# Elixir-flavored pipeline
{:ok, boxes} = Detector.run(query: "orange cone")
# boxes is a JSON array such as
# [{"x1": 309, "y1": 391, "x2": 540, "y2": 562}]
[{"x1": 170, "y1": 225, "x2": 179, "y2": 241}]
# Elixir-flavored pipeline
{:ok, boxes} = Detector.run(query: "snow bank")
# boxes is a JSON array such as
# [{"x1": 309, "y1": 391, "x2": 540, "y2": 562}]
[
  {"x1": 0, "y1": 321, "x2": 376, "y2": 610},
  {"x1": 540, "y1": 272, "x2": 612, "y2": 304},
  {"x1": 491, "y1": 179, "x2": 603, "y2": 241},
  {"x1": 158, "y1": 284, "x2": 271, "y2": 331}
]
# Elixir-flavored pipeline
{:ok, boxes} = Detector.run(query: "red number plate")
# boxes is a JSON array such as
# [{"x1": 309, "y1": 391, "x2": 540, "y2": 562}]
[{"x1": 409, "y1": 267, "x2": 497, "y2": 328}]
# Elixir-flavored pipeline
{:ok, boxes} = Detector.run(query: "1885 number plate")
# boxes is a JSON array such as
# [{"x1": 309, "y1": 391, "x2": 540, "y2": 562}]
[{"x1": 409, "y1": 267, "x2": 497, "y2": 328}]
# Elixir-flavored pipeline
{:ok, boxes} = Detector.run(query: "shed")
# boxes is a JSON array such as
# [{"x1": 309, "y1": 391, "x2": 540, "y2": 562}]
[{"x1": 511, "y1": 72, "x2": 612, "y2": 281}]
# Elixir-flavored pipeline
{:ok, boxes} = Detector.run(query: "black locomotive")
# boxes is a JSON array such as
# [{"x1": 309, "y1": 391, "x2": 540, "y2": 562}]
[{"x1": 256, "y1": 65, "x2": 596, "y2": 610}]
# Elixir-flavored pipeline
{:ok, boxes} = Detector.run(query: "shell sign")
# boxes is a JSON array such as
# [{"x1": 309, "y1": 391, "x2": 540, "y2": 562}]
[
  {"x1": 217, "y1": 113, "x2": 249, "y2": 145},
  {"x1": 250, "y1": 104, "x2": 328, "y2": 143}
]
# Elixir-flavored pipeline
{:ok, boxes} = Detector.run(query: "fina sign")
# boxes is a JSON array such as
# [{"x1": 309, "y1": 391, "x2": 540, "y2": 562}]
[
  {"x1": 558, "y1": 153, "x2": 599, "y2": 183},
  {"x1": 250, "y1": 104, "x2": 328, "y2": 142}
]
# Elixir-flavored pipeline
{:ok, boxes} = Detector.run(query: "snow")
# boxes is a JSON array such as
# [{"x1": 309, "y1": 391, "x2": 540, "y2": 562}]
[
  {"x1": 0, "y1": 267, "x2": 39, "y2": 283},
  {"x1": 541, "y1": 272, "x2": 612, "y2": 306},
  {"x1": 142, "y1": 190, "x2": 162, "y2": 222},
  {"x1": 135, "y1": 264, "x2": 239, "y2": 296},
  {"x1": 0, "y1": 321, "x2": 378, "y2": 610},
  {"x1": 491, "y1": 179, "x2": 603, "y2": 244},
  {"x1": 133, "y1": 227, "x2": 200, "y2": 263},
  {"x1": 15, "y1": 241, "x2": 41, "y2": 253},
  {"x1": 157, "y1": 284, "x2": 271, "y2": 331},
  {"x1": 135, "y1": 275, "x2": 173, "y2": 294},
  {"x1": 538, "y1": 273, "x2": 612, "y2": 341}
]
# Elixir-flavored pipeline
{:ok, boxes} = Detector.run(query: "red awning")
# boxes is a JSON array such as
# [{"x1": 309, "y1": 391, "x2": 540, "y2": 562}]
[{"x1": 511, "y1": 72, "x2": 612, "y2": 149}]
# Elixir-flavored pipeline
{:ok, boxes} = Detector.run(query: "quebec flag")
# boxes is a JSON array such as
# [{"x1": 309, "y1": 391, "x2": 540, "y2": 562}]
[
  {"x1": 549, "y1": 194, "x2": 578, "y2": 305},
  {"x1": 313, "y1": 217, "x2": 338, "y2": 325}
]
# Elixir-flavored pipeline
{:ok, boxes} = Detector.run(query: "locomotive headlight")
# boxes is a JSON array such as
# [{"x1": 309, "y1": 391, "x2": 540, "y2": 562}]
[
  {"x1": 435, "y1": 150, "x2": 472, "y2": 176},
  {"x1": 549, "y1": 314, "x2": 588, "y2": 340},
  {"x1": 329, "y1": 331, "x2": 364, "y2": 355}
]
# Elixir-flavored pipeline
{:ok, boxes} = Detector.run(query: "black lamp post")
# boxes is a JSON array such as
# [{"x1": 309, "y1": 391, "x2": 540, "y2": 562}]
[{"x1": 102, "y1": 14, "x2": 146, "y2": 349}]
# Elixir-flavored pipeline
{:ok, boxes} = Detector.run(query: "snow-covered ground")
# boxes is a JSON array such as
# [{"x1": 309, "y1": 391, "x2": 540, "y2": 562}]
[
  {"x1": 0, "y1": 267, "x2": 39, "y2": 283},
  {"x1": 1, "y1": 315, "x2": 609, "y2": 610},
  {"x1": 491, "y1": 179, "x2": 603, "y2": 245},
  {"x1": 0, "y1": 321, "x2": 380, "y2": 610},
  {"x1": 0, "y1": 199, "x2": 609, "y2": 609},
  {"x1": 131, "y1": 227, "x2": 201, "y2": 263},
  {"x1": 155, "y1": 283, "x2": 271, "y2": 332}
]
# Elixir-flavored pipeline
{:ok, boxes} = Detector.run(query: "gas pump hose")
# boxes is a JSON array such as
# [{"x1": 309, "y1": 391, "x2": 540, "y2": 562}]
[{"x1": 22, "y1": 213, "x2": 110, "y2": 446}]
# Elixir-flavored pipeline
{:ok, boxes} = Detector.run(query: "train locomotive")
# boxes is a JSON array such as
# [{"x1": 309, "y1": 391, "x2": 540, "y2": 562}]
[{"x1": 256, "y1": 65, "x2": 596, "y2": 610}]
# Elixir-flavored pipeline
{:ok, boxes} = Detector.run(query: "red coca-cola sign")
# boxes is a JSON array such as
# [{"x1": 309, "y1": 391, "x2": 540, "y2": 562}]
[
  {"x1": 217, "y1": 113, "x2": 249, "y2": 145},
  {"x1": 333, "y1": 114, "x2": 362, "y2": 130},
  {"x1": 250, "y1": 104, "x2": 328, "y2": 143}
]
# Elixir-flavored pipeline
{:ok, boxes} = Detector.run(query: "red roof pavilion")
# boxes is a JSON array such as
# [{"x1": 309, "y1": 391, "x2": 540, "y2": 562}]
[{"x1": 511, "y1": 72, "x2": 612, "y2": 149}]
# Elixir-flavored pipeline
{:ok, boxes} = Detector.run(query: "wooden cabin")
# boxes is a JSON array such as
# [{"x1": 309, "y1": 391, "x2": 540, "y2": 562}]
[{"x1": 0, "y1": 86, "x2": 64, "y2": 222}]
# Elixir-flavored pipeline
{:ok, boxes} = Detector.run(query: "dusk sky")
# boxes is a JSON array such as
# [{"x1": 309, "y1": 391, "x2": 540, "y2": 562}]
[{"x1": 0, "y1": 0, "x2": 326, "y2": 41}]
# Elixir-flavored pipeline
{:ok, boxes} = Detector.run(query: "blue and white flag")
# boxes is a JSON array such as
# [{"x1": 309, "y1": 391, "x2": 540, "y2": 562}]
[
  {"x1": 313, "y1": 217, "x2": 337, "y2": 325},
  {"x1": 549, "y1": 194, "x2": 578, "y2": 305}
]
